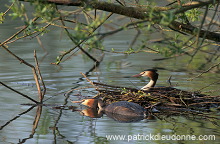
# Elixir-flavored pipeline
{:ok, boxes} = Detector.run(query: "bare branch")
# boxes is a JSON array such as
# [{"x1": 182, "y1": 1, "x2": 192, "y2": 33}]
[
  {"x1": 18, "y1": 0, "x2": 220, "y2": 42},
  {"x1": 188, "y1": 61, "x2": 220, "y2": 81},
  {"x1": 34, "y1": 50, "x2": 46, "y2": 102},
  {"x1": 0, "y1": 17, "x2": 39, "y2": 47},
  {"x1": 0, "y1": 82, "x2": 39, "y2": 104}
]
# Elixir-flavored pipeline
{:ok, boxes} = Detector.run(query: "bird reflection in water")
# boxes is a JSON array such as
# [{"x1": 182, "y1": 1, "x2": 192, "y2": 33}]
[{"x1": 73, "y1": 98, "x2": 156, "y2": 123}]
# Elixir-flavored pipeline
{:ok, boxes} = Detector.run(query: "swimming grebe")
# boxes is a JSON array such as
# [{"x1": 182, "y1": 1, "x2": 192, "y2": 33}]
[
  {"x1": 73, "y1": 98, "x2": 146, "y2": 117},
  {"x1": 132, "y1": 69, "x2": 159, "y2": 90}
]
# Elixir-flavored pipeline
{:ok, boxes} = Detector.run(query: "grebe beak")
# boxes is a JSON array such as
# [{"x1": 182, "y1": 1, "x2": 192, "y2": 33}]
[
  {"x1": 132, "y1": 73, "x2": 142, "y2": 77},
  {"x1": 72, "y1": 99, "x2": 98, "y2": 108},
  {"x1": 72, "y1": 100, "x2": 84, "y2": 103}
]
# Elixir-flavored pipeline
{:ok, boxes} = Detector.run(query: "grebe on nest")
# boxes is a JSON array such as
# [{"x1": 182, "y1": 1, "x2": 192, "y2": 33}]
[
  {"x1": 73, "y1": 98, "x2": 146, "y2": 117},
  {"x1": 132, "y1": 69, "x2": 159, "y2": 90},
  {"x1": 77, "y1": 69, "x2": 217, "y2": 115}
]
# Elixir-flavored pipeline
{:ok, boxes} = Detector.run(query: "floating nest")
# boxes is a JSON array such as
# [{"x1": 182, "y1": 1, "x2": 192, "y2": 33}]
[
  {"x1": 92, "y1": 82, "x2": 220, "y2": 113},
  {"x1": 77, "y1": 72, "x2": 220, "y2": 114}
]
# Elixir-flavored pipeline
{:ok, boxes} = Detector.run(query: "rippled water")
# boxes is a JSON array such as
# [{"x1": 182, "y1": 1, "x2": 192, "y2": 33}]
[{"x1": 1, "y1": 1, "x2": 220, "y2": 144}]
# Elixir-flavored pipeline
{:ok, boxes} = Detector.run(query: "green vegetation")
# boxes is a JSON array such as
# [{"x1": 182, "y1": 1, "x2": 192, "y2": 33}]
[{"x1": 1, "y1": 0, "x2": 219, "y2": 71}]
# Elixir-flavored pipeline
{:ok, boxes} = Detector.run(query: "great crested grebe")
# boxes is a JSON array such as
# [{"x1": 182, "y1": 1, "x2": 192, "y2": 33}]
[
  {"x1": 132, "y1": 69, "x2": 159, "y2": 90},
  {"x1": 73, "y1": 98, "x2": 146, "y2": 117}
]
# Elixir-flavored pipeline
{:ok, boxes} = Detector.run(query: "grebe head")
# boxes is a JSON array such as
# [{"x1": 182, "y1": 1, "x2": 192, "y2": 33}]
[
  {"x1": 133, "y1": 69, "x2": 158, "y2": 80},
  {"x1": 132, "y1": 69, "x2": 159, "y2": 89},
  {"x1": 73, "y1": 98, "x2": 105, "y2": 109}
]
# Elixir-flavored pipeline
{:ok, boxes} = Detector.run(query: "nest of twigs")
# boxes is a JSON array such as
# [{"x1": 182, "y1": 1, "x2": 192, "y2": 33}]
[
  {"x1": 92, "y1": 82, "x2": 220, "y2": 112},
  {"x1": 79, "y1": 73, "x2": 220, "y2": 113}
]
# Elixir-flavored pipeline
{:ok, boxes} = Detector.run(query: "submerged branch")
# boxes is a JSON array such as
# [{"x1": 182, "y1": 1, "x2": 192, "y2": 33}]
[
  {"x1": 0, "y1": 82, "x2": 39, "y2": 104},
  {"x1": 0, "y1": 105, "x2": 36, "y2": 130},
  {"x1": 0, "y1": 16, "x2": 45, "y2": 102},
  {"x1": 0, "y1": 44, "x2": 43, "y2": 102},
  {"x1": 80, "y1": 72, "x2": 97, "y2": 89}
]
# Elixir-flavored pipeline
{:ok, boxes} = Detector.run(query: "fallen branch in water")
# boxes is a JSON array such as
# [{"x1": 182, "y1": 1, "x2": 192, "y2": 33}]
[
  {"x1": 80, "y1": 72, "x2": 98, "y2": 90},
  {"x1": 0, "y1": 45, "x2": 45, "y2": 103},
  {"x1": 0, "y1": 105, "x2": 36, "y2": 130},
  {"x1": 0, "y1": 82, "x2": 39, "y2": 104}
]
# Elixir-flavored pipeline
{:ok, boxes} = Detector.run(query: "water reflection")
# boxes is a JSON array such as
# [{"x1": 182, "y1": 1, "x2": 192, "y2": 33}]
[
  {"x1": 0, "y1": 105, "x2": 42, "y2": 144},
  {"x1": 77, "y1": 107, "x2": 145, "y2": 123},
  {"x1": 0, "y1": 100, "x2": 219, "y2": 143}
]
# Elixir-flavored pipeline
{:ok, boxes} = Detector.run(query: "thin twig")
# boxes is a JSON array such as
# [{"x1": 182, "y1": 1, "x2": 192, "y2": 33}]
[
  {"x1": 36, "y1": 36, "x2": 48, "y2": 54},
  {"x1": 1, "y1": 1, "x2": 14, "y2": 18},
  {"x1": 180, "y1": 94, "x2": 188, "y2": 107},
  {"x1": 34, "y1": 50, "x2": 46, "y2": 102},
  {"x1": 196, "y1": 79, "x2": 220, "y2": 92},
  {"x1": 53, "y1": 7, "x2": 113, "y2": 65},
  {"x1": 167, "y1": 75, "x2": 172, "y2": 86},
  {"x1": 0, "y1": 105, "x2": 35, "y2": 130},
  {"x1": 0, "y1": 17, "x2": 38, "y2": 47},
  {"x1": 188, "y1": 61, "x2": 220, "y2": 81},
  {"x1": 0, "y1": 44, "x2": 42, "y2": 103},
  {"x1": 188, "y1": 101, "x2": 220, "y2": 106},
  {"x1": 0, "y1": 81, "x2": 39, "y2": 104},
  {"x1": 80, "y1": 72, "x2": 98, "y2": 90},
  {"x1": 64, "y1": 86, "x2": 96, "y2": 96},
  {"x1": 188, "y1": 5, "x2": 209, "y2": 64},
  {"x1": 5, "y1": 23, "x2": 50, "y2": 45}
]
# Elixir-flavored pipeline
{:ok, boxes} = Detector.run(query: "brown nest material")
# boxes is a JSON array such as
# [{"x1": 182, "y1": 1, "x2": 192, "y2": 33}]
[
  {"x1": 92, "y1": 82, "x2": 220, "y2": 112},
  {"x1": 79, "y1": 72, "x2": 220, "y2": 113}
]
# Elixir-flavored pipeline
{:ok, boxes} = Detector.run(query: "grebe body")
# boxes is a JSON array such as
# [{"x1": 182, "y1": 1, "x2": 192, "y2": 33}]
[
  {"x1": 73, "y1": 99, "x2": 146, "y2": 117},
  {"x1": 104, "y1": 101, "x2": 146, "y2": 116}
]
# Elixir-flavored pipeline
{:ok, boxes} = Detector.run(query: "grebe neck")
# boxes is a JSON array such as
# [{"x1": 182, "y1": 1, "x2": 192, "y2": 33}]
[
  {"x1": 141, "y1": 79, "x2": 157, "y2": 90},
  {"x1": 141, "y1": 72, "x2": 158, "y2": 90}
]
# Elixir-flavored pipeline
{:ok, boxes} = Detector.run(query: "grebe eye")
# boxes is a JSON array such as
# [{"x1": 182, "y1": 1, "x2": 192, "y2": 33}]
[{"x1": 80, "y1": 111, "x2": 85, "y2": 115}]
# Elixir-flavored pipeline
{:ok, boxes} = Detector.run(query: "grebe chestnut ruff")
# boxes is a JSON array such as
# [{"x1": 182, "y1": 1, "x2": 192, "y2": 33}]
[
  {"x1": 132, "y1": 69, "x2": 159, "y2": 90},
  {"x1": 73, "y1": 98, "x2": 147, "y2": 117}
]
